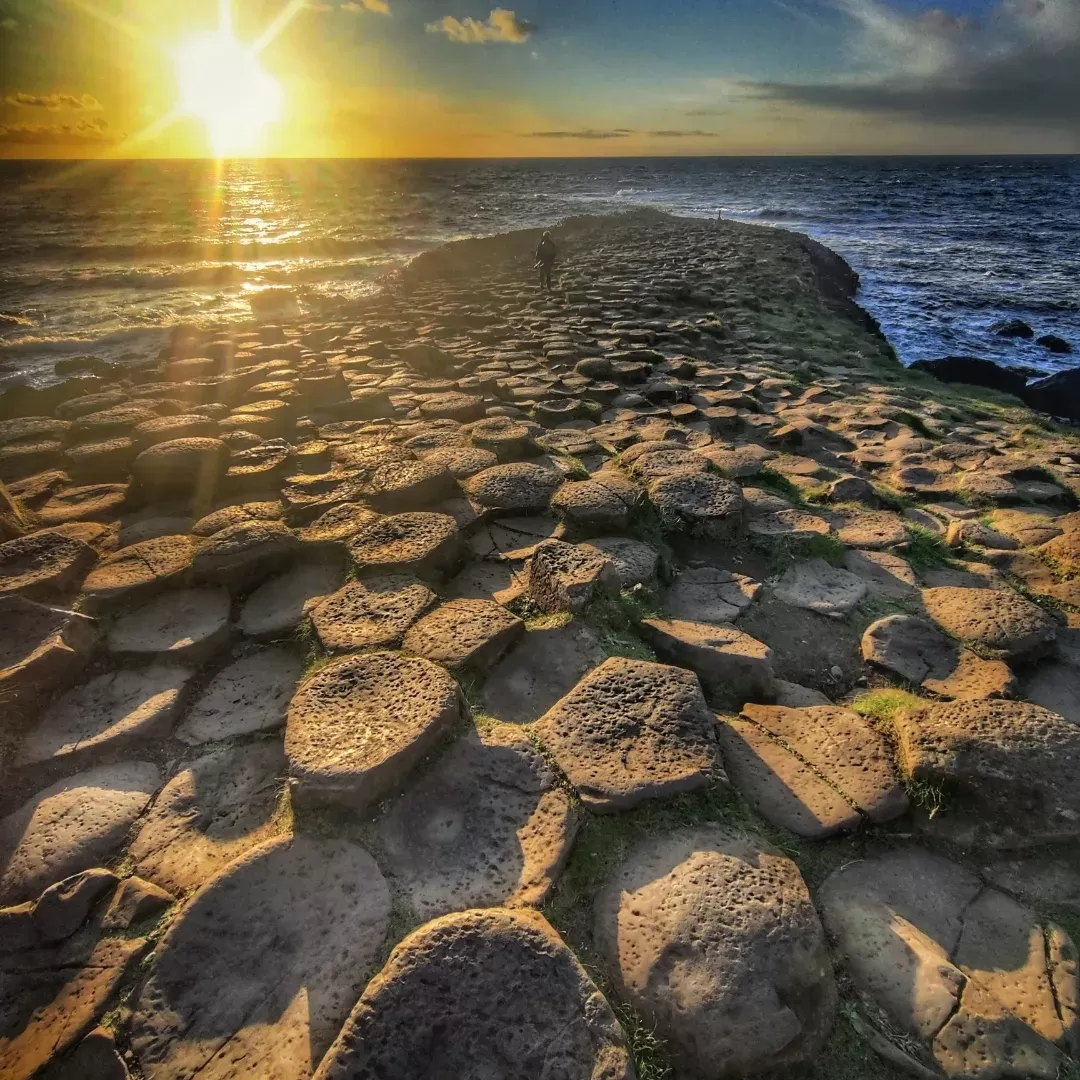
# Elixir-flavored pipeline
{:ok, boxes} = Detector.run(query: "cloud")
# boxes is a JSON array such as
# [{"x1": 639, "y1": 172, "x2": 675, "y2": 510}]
[
  {"x1": 5, "y1": 91, "x2": 103, "y2": 111},
  {"x1": 647, "y1": 129, "x2": 715, "y2": 137},
  {"x1": 0, "y1": 118, "x2": 118, "y2": 145},
  {"x1": 524, "y1": 129, "x2": 630, "y2": 139},
  {"x1": 342, "y1": 0, "x2": 389, "y2": 12},
  {"x1": 427, "y1": 7, "x2": 534, "y2": 43},
  {"x1": 747, "y1": 0, "x2": 1080, "y2": 128}
]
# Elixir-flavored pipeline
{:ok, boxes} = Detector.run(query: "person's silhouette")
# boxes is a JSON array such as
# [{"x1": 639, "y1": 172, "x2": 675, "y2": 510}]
[{"x1": 534, "y1": 231, "x2": 557, "y2": 290}]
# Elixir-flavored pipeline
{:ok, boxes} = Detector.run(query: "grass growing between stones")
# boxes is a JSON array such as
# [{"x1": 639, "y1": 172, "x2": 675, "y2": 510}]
[
  {"x1": 753, "y1": 466, "x2": 807, "y2": 505},
  {"x1": 901, "y1": 524, "x2": 954, "y2": 573},
  {"x1": 765, "y1": 530, "x2": 849, "y2": 573},
  {"x1": 582, "y1": 589, "x2": 660, "y2": 661}
]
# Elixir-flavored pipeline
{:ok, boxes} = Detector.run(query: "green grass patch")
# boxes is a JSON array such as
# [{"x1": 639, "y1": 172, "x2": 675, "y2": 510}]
[
  {"x1": 507, "y1": 595, "x2": 574, "y2": 630},
  {"x1": 765, "y1": 530, "x2": 849, "y2": 573},
  {"x1": 901, "y1": 524, "x2": 954, "y2": 572},
  {"x1": 849, "y1": 687, "x2": 924, "y2": 725},
  {"x1": 892, "y1": 411, "x2": 940, "y2": 439},
  {"x1": 871, "y1": 484, "x2": 913, "y2": 512},
  {"x1": 753, "y1": 466, "x2": 806, "y2": 505},
  {"x1": 582, "y1": 589, "x2": 660, "y2": 661}
]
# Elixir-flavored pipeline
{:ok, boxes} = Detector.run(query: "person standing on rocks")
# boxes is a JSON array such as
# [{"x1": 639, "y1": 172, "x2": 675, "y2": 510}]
[{"x1": 535, "y1": 230, "x2": 558, "y2": 291}]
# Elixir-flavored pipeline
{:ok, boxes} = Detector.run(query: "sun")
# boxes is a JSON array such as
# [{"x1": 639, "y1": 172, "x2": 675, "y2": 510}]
[{"x1": 174, "y1": 29, "x2": 283, "y2": 157}]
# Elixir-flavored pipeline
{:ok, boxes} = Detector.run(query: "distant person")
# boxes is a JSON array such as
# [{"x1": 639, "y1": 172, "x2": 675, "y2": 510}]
[{"x1": 535, "y1": 231, "x2": 557, "y2": 291}]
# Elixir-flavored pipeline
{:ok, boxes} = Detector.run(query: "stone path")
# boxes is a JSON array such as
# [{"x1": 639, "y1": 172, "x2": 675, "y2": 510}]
[{"x1": 1, "y1": 209, "x2": 1078, "y2": 1078}]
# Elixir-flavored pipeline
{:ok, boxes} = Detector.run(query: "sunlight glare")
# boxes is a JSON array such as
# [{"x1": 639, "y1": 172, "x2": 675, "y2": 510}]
[{"x1": 174, "y1": 30, "x2": 283, "y2": 157}]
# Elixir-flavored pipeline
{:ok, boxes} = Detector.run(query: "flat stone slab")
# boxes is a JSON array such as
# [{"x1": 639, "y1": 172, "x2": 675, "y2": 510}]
[
  {"x1": 377, "y1": 725, "x2": 576, "y2": 920},
  {"x1": 774, "y1": 557, "x2": 867, "y2": 618},
  {"x1": 347, "y1": 512, "x2": 463, "y2": 581},
  {"x1": 663, "y1": 565, "x2": 760, "y2": 623},
  {"x1": 862, "y1": 613, "x2": 1016, "y2": 700},
  {"x1": 844, "y1": 548, "x2": 919, "y2": 600},
  {"x1": 310, "y1": 574, "x2": 435, "y2": 651},
  {"x1": 595, "y1": 828, "x2": 837, "y2": 1077},
  {"x1": 578, "y1": 536, "x2": 659, "y2": 587},
  {"x1": 819, "y1": 849, "x2": 1069, "y2": 1078},
  {"x1": 286, "y1": 651, "x2": 461, "y2": 810},
  {"x1": 17, "y1": 663, "x2": 195, "y2": 766},
  {"x1": 832, "y1": 509, "x2": 907, "y2": 549},
  {"x1": 129, "y1": 742, "x2": 286, "y2": 894},
  {"x1": 0, "y1": 531, "x2": 97, "y2": 600},
  {"x1": 312, "y1": 907, "x2": 633, "y2": 1080},
  {"x1": 445, "y1": 559, "x2": 526, "y2": 607},
  {"x1": 0, "y1": 762, "x2": 159, "y2": 904},
  {"x1": 192, "y1": 521, "x2": 300, "y2": 590},
  {"x1": 463, "y1": 462, "x2": 563, "y2": 514},
  {"x1": 402, "y1": 598, "x2": 524, "y2": 674},
  {"x1": 174, "y1": 646, "x2": 304, "y2": 744},
  {"x1": 82, "y1": 535, "x2": 194, "y2": 607},
  {"x1": 237, "y1": 556, "x2": 344, "y2": 639},
  {"x1": 35, "y1": 484, "x2": 128, "y2": 526},
  {"x1": 533, "y1": 657, "x2": 723, "y2": 811},
  {"x1": 921, "y1": 585, "x2": 1057, "y2": 661},
  {"x1": 894, "y1": 699, "x2": 1080, "y2": 847},
  {"x1": 107, "y1": 587, "x2": 231, "y2": 663},
  {"x1": 482, "y1": 621, "x2": 607, "y2": 724},
  {"x1": 132, "y1": 834, "x2": 391, "y2": 1080}
]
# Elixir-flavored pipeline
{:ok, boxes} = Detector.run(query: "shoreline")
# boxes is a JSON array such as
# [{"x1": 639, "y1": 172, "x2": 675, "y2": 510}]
[{"x1": 1, "y1": 208, "x2": 1079, "y2": 1080}]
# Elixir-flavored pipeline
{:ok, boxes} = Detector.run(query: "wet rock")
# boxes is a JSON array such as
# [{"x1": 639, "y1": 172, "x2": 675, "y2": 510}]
[
  {"x1": 192, "y1": 521, "x2": 300, "y2": 590},
  {"x1": 311, "y1": 908, "x2": 632, "y2": 1080},
  {"x1": 18, "y1": 663, "x2": 195, "y2": 766},
  {"x1": 32, "y1": 868, "x2": 118, "y2": 943},
  {"x1": 774, "y1": 557, "x2": 867, "y2": 617},
  {"x1": 347, "y1": 511, "x2": 463, "y2": 581},
  {"x1": 82, "y1": 534, "x2": 195, "y2": 607},
  {"x1": 0, "y1": 762, "x2": 158, "y2": 905},
  {"x1": 463, "y1": 461, "x2": 563, "y2": 514},
  {"x1": 921, "y1": 585, "x2": 1057, "y2": 660},
  {"x1": 0, "y1": 531, "x2": 97, "y2": 599},
  {"x1": 129, "y1": 742, "x2": 286, "y2": 894},
  {"x1": 594, "y1": 828, "x2": 836, "y2": 1078},
  {"x1": 175, "y1": 646, "x2": 303, "y2": 744},
  {"x1": 238, "y1": 556, "x2": 344, "y2": 638},
  {"x1": 132, "y1": 834, "x2": 391, "y2": 1080},
  {"x1": 894, "y1": 699, "x2": 1080, "y2": 847},
  {"x1": 402, "y1": 598, "x2": 524, "y2": 674},
  {"x1": 482, "y1": 621, "x2": 607, "y2": 724},
  {"x1": 663, "y1": 565, "x2": 760, "y2": 623},
  {"x1": 861, "y1": 614, "x2": 1016, "y2": 700},
  {"x1": 100, "y1": 876, "x2": 174, "y2": 930},
  {"x1": 1036, "y1": 333, "x2": 1072, "y2": 354},
  {"x1": 286, "y1": 651, "x2": 461, "y2": 810},
  {"x1": 378, "y1": 725, "x2": 576, "y2": 919},
  {"x1": 648, "y1": 469, "x2": 744, "y2": 538},
  {"x1": 310, "y1": 574, "x2": 435, "y2": 651},
  {"x1": 533, "y1": 657, "x2": 722, "y2": 811},
  {"x1": 107, "y1": 587, "x2": 231, "y2": 663},
  {"x1": 525, "y1": 538, "x2": 620, "y2": 613},
  {"x1": 992, "y1": 318, "x2": 1034, "y2": 339}
]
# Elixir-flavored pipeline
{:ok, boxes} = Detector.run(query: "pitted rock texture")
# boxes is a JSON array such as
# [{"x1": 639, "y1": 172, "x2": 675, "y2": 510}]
[
  {"x1": 579, "y1": 536, "x2": 659, "y2": 588},
  {"x1": 533, "y1": 657, "x2": 723, "y2": 811},
  {"x1": 0, "y1": 530, "x2": 97, "y2": 599},
  {"x1": 463, "y1": 461, "x2": 563, "y2": 514},
  {"x1": 401, "y1": 597, "x2": 524, "y2": 674},
  {"x1": 647, "y1": 469, "x2": 744, "y2": 537},
  {"x1": 310, "y1": 574, "x2": 436, "y2": 651},
  {"x1": 921, "y1": 585, "x2": 1057, "y2": 661},
  {"x1": 525, "y1": 538, "x2": 620, "y2": 613},
  {"x1": 132, "y1": 834, "x2": 391, "y2": 1080},
  {"x1": 192, "y1": 521, "x2": 300, "y2": 589},
  {"x1": 594, "y1": 828, "x2": 836, "y2": 1078},
  {"x1": 285, "y1": 651, "x2": 461, "y2": 809},
  {"x1": 312, "y1": 907, "x2": 633, "y2": 1080},
  {"x1": 82, "y1": 535, "x2": 194, "y2": 607},
  {"x1": 894, "y1": 699, "x2": 1080, "y2": 846},
  {"x1": 346, "y1": 512, "x2": 463, "y2": 580},
  {"x1": 377, "y1": 725, "x2": 576, "y2": 919}
]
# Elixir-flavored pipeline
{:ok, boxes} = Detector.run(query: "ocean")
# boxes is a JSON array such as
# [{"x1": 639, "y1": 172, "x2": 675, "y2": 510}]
[{"x1": 1, "y1": 156, "x2": 1078, "y2": 385}]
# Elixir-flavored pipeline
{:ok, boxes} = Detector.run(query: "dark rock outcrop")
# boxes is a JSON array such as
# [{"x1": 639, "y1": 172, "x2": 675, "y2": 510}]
[{"x1": 910, "y1": 356, "x2": 1027, "y2": 396}]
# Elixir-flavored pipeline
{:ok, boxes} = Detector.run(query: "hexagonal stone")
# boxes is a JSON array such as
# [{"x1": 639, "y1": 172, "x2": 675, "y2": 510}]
[
  {"x1": 378, "y1": 725, "x2": 576, "y2": 920},
  {"x1": 107, "y1": 587, "x2": 230, "y2": 663},
  {"x1": 312, "y1": 908, "x2": 632, "y2": 1080},
  {"x1": 132, "y1": 834, "x2": 391, "y2": 1080},
  {"x1": 311, "y1": 574, "x2": 436, "y2": 651},
  {"x1": 132, "y1": 438, "x2": 228, "y2": 498},
  {"x1": 35, "y1": 484, "x2": 128, "y2": 526},
  {"x1": 82, "y1": 534, "x2": 194, "y2": 608},
  {"x1": 191, "y1": 501, "x2": 283, "y2": 537},
  {"x1": 286, "y1": 651, "x2": 461, "y2": 810},
  {"x1": 550, "y1": 480, "x2": 630, "y2": 532},
  {"x1": 0, "y1": 595, "x2": 97, "y2": 709},
  {"x1": 921, "y1": 586, "x2": 1057, "y2": 661},
  {"x1": 296, "y1": 502, "x2": 381, "y2": 547},
  {"x1": 595, "y1": 828, "x2": 837, "y2": 1077},
  {"x1": 402, "y1": 598, "x2": 524, "y2": 675},
  {"x1": 579, "y1": 536, "x2": 659, "y2": 588},
  {"x1": 663, "y1": 565, "x2": 760, "y2": 623},
  {"x1": 0, "y1": 531, "x2": 97, "y2": 600},
  {"x1": 0, "y1": 762, "x2": 159, "y2": 905},
  {"x1": 534, "y1": 657, "x2": 723, "y2": 811},
  {"x1": 347, "y1": 512, "x2": 463, "y2": 581},
  {"x1": 417, "y1": 446, "x2": 498, "y2": 480},
  {"x1": 844, "y1": 548, "x2": 919, "y2": 600},
  {"x1": 831, "y1": 509, "x2": 908, "y2": 549},
  {"x1": 894, "y1": 699, "x2": 1080, "y2": 847},
  {"x1": 17, "y1": 664, "x2": 195, "y2": 766},
  {"x1": 192, "y1": 521, "x2": 300, "y2": 590},
  {"x1": 748, "y1": 509, "x2": 833, "y2": 541},
  {"x1": 369, "y1": 458, "x2": 457, "y2": 512},
  {"x1": 774, "y1": 558, "x2": 867, "y2": 618},
  {"x1": 129, "y1": 742, "x2": 286, "y2": 894},
  {"x1": 238, "y1": 557, "x2": 345, "y2": 639},
  {"x1": 648, "y1": 470, "x2": 744, "y2": 538},
  {"x1": 463, "y1": 462, "x2": 563, "y2": 514},
  {"x1": 174, "y1": 646, "x2": 304, "y2": 744},
  {"x1": 468, "y1": 417, "x2": 538, "y2": 460},
  {"x1": 525, "y1": 538, "x2": 620, "y2": 613},
  {"x1": 418, "y1": 391, "x2": 485, "y2": 421}
]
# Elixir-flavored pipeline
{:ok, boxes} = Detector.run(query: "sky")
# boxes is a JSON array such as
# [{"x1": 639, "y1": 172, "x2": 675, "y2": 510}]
[{"x1": 0, "y1": 0, "x2": 1077, "y2": 157}]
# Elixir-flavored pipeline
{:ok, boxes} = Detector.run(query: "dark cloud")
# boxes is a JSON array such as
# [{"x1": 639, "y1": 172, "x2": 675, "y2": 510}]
[
  {"x1": 5, "y1": 92, "x2": 102, "y2": 111},
  {"x1": 524, "y1": 129, "x2": 630, "y2": 139},
  {"x1": 647, "y1": 129, "x2": 715, "y2": 137},
  {"x1": 0, "y1": 118, "x2": 117, "y2": 144},
  {"x1": 746, "y1": 0, "x2": 1080, "y2": 129}
]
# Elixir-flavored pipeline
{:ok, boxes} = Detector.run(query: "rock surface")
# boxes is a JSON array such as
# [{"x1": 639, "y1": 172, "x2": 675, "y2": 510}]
[{"x1": 310, "y1": 574, "x2": 435, "y2": 651}]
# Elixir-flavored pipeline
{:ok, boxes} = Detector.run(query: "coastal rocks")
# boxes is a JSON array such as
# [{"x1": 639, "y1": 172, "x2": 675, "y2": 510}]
[
  {"x1": 533, "y1": 657, "x2": 722, "y2": 811},
  {"x1": 0, "y1": 530, "x2": 97, "y2": 599},
  {"x1": 32, "y1": 868, "x2": 118, "y2": 943},
  {"x1": 377, "y1": 725, "x2": 575, "y2": 919},
  {"x1": 921, "y1": 585, "x2": 1057, "y2": 660},
  {"x1": 17, "y1": 663, "x2": 195, "y2": 765},
  {"x1": 524, "y1": 538, "x2": 620, "y2": 613},
  {"x1": 192, "y1": 521, "x2": 300, "y2": 589},
  {"x1": 819, "y1": 849, "x2": 1070, "y2": 1078},
  {"x1": 237, "y1": 556, "x2": 344, "y2": 638},
  {"x1": 992, "y1": 318, "x2": 1035, "y2": 339},
  {"x1": 831, "y1": 508, "x2": 907, "y2": 549},
  {"x1": 129, "y1": 742, "x2": 285, "y2": 893},
  {"x1": 310, "y1": 574, "x2": 435, "y2": 651},
  {"x1": 663, "y1": 565, "x2": 759, "y2": 623},
  {"x1": 463, "y1": 462, "x2": 562, "y2": 514},
  {"x1": 594, "y1": 828, "x2": 836, "y2": 1078},
  {"x1": 0, "y1": 762, "x2": 158, "y2": 904},
  {"x1": 647, "y1": 469, "x2": 744, "y2": 537},
  {"x1": 1036, "y1": 333, "x2": 1072, "y2": 354},
  {"x1": 311, "y1": 908, "x2": 632, "y2": 1080},
  {"x1": 82, "y1": 534, "x2": 194, "y2": 607},
  {"x1": 174, "y1": 646, "x2": 303, "y2": 743},
  {"x1": 107, "y1": 587, "x2": 231, "y2": 663},
  {"x1": 550, "y1": 479, "x2": 630, "y2": 532},
  {"x1": 347, "y1": 511, "x2": 463, "y2": 580},
  {"x1": 911, "y1": 356, "x2": 1027, "y2": 396},
  {"x1": 35, "y1": 483, "x2": 128, "y2": 526},
  {"x1": 893, "y1": 699, "x2": 1080, "y2": 847},
  {"x1": 285, "y1": 651, "x2": 461, "y2": 810},
  {"x1": 773, "y1": 557, "x2": 867, "y2": 617},
  {"x1": 369, "y1": 458, "x2": 457, "y2": 512},
  {"x1": 401, "y1": 598, "x2": 524, "y2": 674},
  {"x1": 861, "y1": 614, "x2": 1016, "y2": 700},
  {"x1": 132, "y1": 437, "x2": 228, "y2": 498},
  {"x1": 101, "y1": 876, "x2": 174, "y2": 930},
  {"x1": 717, "y1": 704, "x2": 908, "y2": 837},
  {"x1": 580, "y1": 536, "x2": 659, "y2": 588},
  {"x1": 132, "y1": 834, "x2": 391, "y2": 1080}
]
